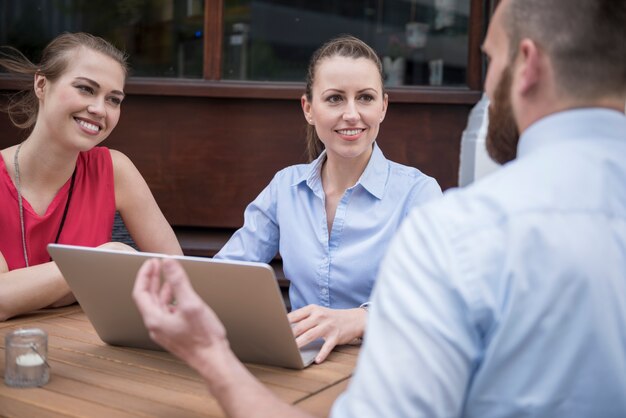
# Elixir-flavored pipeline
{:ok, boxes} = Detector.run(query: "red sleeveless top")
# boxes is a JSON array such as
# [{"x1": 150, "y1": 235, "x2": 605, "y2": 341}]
[{"x1": 0, "y1": 147, "x2": 115, "y2": 270}]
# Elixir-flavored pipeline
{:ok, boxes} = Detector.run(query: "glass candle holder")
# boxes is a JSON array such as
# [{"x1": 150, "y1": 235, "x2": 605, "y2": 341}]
[{"x1": 4, "y1": 328, "x2": 49, "y2": 388}]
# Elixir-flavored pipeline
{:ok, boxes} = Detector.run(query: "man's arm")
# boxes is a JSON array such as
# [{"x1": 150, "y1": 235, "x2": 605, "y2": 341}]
[{"x1": 132, "y1": 258, "x2": 314, "y2": 418}]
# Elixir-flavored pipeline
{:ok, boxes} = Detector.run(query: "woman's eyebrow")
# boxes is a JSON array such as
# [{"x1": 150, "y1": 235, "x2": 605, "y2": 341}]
[{"x1": 74, "y1": 76, "x2": 125, "y2": 97}]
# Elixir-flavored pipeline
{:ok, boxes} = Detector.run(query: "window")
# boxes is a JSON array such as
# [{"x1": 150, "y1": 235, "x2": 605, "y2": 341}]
[
  {"x1": 0, "y1": 0, "x2": 204, "y2": 78},
  {"x1": 1, "y1": 0, "x2": 479, "y2": 88},
  {"x1": 222, "y1": 0, "x2": 470, "y2": 86}
]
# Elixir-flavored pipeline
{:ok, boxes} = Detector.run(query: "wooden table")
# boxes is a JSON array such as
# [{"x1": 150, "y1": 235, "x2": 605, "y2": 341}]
[{"x1": 0, "y1": 306, "x2": 358, "y2": 417}]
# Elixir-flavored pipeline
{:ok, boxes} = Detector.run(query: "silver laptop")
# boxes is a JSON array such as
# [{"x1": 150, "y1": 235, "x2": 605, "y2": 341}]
[{"x1": 47, "y1": 243, "x2": 322, "y2": 369}]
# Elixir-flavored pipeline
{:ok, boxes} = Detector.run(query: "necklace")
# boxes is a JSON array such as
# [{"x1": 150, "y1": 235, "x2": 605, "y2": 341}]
[{"x1": 13, "y1": 142, "x2": 76, "y2": 267}]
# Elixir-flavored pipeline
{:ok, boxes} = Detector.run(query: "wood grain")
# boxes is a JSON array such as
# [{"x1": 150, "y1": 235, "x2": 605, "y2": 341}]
[{"x1": 0, "y1": 307, "x2": 357, "y2": 418}]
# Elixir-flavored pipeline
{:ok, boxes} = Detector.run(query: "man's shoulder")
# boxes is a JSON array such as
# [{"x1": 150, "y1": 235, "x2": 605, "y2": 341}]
[{"x1": 409, "y1": 159, "x2": 543, "y2": 238}]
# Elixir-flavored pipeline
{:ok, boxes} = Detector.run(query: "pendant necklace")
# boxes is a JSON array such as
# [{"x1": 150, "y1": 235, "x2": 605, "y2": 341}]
[{"x1": 13, "y1": 142, "x2": 76, "y2": 267}]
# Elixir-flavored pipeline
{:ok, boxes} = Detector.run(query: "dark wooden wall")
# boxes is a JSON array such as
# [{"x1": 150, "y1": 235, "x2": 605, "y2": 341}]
[{"x1": 0, "y1": 81, "x2": 479, "y2": 254}]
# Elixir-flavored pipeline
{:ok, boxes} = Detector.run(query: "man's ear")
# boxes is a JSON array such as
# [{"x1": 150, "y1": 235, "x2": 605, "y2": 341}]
[
  {"x1": 34, "y1": 72, "x2": 47, "y2": 100},
  {"x1": 515, "y1": 39, "x2": 542, "y2": 96}
]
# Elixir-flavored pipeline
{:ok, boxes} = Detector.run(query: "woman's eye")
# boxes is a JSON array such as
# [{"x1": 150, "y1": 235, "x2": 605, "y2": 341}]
[
  {"x1": 77, "y1": 85, "x2": 94, "y2": 94},
  {"x1": 359, "y1": 94, "x2": 374, "y2": 102},
  {"x1": 327, "y1": 95, "x2": 342, "y2": 104},
  {"x1": 108, "y1": 97, "x2": 122, "y2": 106}
]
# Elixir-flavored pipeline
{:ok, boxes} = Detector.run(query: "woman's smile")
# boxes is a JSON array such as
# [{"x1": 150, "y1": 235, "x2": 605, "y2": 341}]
[{"x1": 335, "y1": 128, "x2": 366, "y2": 141}]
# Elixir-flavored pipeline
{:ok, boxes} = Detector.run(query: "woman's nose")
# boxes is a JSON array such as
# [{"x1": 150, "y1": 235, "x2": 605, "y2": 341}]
[
  {"x1": 87, "y1": 100, "x2": 105, "y2": 116},
  {"x1": 342, "y1": 100, "x2": 360, "y2": 121}
]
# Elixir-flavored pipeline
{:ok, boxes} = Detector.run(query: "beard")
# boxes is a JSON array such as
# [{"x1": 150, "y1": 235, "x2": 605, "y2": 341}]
[{"x1": 486, "y1": 65, "x2": 520, "y2": 165}]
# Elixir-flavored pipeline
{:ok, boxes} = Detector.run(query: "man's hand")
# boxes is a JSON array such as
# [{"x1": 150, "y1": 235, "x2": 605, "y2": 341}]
[{"x1": 132, "y1": 258, "x2": 228, "y2": 370}]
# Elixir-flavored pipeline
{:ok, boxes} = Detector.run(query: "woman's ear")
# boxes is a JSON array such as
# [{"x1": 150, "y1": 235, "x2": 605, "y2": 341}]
[
  {"x1": 380, "y1": 93, "x2": 389, "y2": 123},
  {"x1": 34, "y1": 72, "x2": 47, "y2": 100},
  {"x1": 301, "y1": 94, "x2": 314, "y2": 124}
]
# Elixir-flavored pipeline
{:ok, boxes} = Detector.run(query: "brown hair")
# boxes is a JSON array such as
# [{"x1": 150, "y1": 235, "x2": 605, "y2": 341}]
[
  {"x1": 304, "y1": 35, "x2": 385, "y2": 161},
  {"x1": 0, "y1": 32, "x2": 128, "y2": 130},
  {"x1": 503, "y1": 0, "x2": 626, "y2": 100}
]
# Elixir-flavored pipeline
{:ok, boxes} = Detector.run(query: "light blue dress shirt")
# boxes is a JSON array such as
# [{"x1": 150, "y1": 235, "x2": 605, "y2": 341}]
[
  {"x1": 332, "y1": 109, "x2": 626, "y2": 417},
  {"x1": 215, "y1": 143, "x2": 442, "y2": 311}
]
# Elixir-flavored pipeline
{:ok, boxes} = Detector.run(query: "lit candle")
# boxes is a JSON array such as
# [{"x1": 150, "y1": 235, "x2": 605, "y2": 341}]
[
  {"x1": 16, "y1": 352, "x2": 44, "y2": 366},
  {"x1": 15, "y1": 353, "x2": 46, "y2": 382},
  {"x1": 4, "y1": 328, "x2": 50, "y2": 387}
]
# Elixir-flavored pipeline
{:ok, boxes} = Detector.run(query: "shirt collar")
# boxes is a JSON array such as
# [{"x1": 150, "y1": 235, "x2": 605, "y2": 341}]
[
  {"x1": 517, "y1": 108, "x2": 626, "y2": 158},
  {"x1": 294, "y1": 143, "x2": 389, "y2": 200},
  {"x1": 358, "y1": 143, "x2": 389, "y2": 199}
]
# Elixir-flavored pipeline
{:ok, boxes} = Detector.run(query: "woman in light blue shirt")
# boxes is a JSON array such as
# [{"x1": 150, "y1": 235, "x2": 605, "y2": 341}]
[{"x1": 215, "y1": 35, "x2": 442, "y2": 362}]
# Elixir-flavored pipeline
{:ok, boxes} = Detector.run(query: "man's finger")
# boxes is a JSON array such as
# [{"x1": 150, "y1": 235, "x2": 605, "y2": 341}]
[
  {"x1": 159, "y1": 280, "x2": 174, "y2": 308},
  {"x1": 147, "y1": 259, "x2": 162, "y2": 296},
  {"x1": 133, "y1": 259, "x2": 162, "y2": 318},
  {"x1": 162, "y1": 259, "x2": 201, "y2": 303},
  {"x1": 134, "y1": 259, "x2": 159, "y2": 300}
]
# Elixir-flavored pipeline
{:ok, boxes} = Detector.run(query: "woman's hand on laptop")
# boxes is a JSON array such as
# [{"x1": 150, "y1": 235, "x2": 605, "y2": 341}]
[
  {"x1": 288, "y1": 305, "x2": 367, "y2": 363},
  {"x1": 132, "y1": 258, "x2": 228, "y2": 371}
]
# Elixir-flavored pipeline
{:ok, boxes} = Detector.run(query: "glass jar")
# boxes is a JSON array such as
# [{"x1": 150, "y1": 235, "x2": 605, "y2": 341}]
[{"x1": 4, "y1": 328, "x2": 49, "y2": 388}]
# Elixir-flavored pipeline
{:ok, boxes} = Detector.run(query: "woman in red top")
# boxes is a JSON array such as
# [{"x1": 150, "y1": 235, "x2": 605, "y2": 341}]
[{"x1": 0, "y1": 33, "x2": 182, "y2": 321}]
